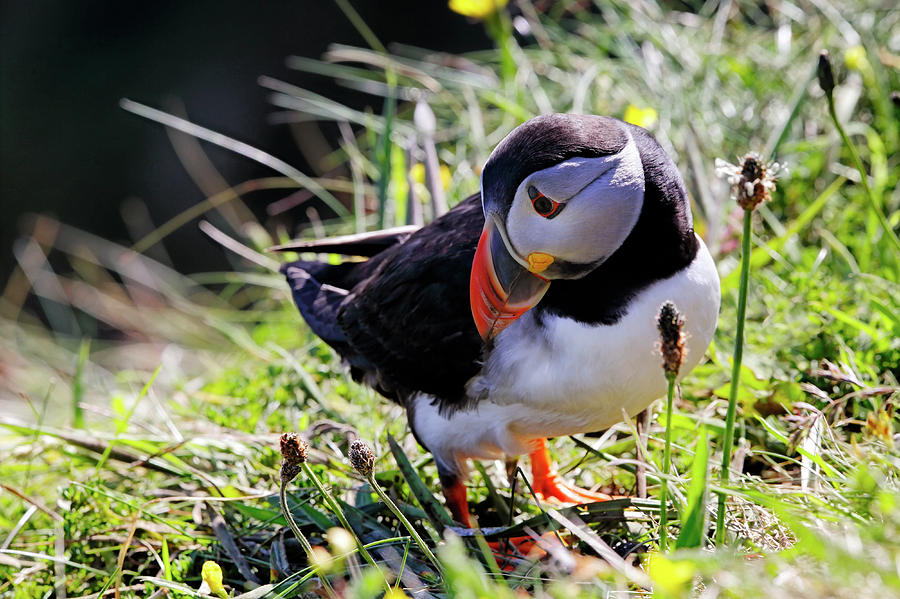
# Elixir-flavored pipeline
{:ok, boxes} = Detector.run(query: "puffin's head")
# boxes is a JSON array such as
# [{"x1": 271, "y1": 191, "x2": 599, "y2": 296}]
[{"x1": 470, "y1": 114, "x2": 688, "y2": 340}]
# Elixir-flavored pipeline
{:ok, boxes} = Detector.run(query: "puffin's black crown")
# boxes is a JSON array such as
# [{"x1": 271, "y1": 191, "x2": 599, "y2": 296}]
[{"x1": 482, "y1": 114, "x2": 629, "y2": 218}]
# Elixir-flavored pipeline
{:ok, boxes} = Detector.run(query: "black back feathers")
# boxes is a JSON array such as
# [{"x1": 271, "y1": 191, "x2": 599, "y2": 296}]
[{"x1": 282, "y1": 195, "x2": 485, "y2": 406}]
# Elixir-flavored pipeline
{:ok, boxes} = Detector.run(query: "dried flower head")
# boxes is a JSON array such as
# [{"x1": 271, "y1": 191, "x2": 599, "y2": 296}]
[
  {"x1": 657, "y1": 301, "x2": 685, "y2": 379},
  {"x1": 715, "y1": 152, "x2": 783, "y2": 211},
  {"x1": 348, "y1": 439, "x2": 375, "y2": 477},
  {"x1": 280, "y1": 432, "x2": 308, "y2": 483},
  {"x1": 817, "y1": 50, "x2": 835, "y2": 95}
]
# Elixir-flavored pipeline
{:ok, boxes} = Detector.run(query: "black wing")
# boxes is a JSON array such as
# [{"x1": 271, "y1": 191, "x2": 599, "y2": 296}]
[
  {"x1": 270, "y1": 225, "x2": 420, "y2": 257},
  {"x1": 282, "y1": 194, "x2": 485, "y2": 408}
]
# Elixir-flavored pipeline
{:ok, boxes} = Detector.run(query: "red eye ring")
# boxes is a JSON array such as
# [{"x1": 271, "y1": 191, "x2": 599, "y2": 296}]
[{"x1": 528, "y1": 186, "x2": 564, "y2": 219}]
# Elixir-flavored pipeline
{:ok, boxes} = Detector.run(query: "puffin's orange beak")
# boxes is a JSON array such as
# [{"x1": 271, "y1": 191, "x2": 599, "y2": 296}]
[{"x1": 469, "y1": 218, "x2": 550, "y2": 341}]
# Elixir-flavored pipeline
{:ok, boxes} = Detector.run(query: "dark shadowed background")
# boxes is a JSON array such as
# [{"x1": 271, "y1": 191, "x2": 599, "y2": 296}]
[{"x1": 0, "y1": 0, "x2": 490, "y2": 280}]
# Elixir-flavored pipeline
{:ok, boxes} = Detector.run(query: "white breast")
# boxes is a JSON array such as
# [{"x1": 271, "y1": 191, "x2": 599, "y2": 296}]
[{"x1": 411, "y1": 236, "x2": 720, "y2": 478}]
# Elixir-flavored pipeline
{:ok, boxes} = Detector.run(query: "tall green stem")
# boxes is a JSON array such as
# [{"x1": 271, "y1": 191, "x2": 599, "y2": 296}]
[
  {"x1": 279, "y1": 481, "x2": 337, "y2": 599},
  {"x1": 365, "y1": 472, "x2": 443, "y2": 574},
  {"x1": 659, "y1": 374, "x2": 676, "y2": 551},
  {"x1": 301, "y1": 462, "x2": 392, "y2": 594},
  {"x1": 825, "y1": 93, "x2": 900, "y2": 257},
  {"x1": 486, "y1": 10, "x2": 516, "y2": 87},
  {"x1": 716, "y1": 209, "x2": 752, "y2": 545},
  {"x1": 376, "y1": 91, "x2": 395, "y2": 229}
]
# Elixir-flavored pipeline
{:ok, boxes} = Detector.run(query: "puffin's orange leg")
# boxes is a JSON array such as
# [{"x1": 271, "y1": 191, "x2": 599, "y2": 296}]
[
  {"x1": 441, "y1": 477, "x2": 473, "y2": 527},
  {"x1": 442, "y1": 476, "x2": 547, "y2": 567},
  {"x1": 529, "y1": 438, "x2": 613, "y2": 503}
]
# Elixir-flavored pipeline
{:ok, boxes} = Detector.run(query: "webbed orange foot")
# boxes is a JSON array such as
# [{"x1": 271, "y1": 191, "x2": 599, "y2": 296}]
[
  {"x1": 488, "y1": 535, "x2": 550, "y2": 570},
  {"x1": 529, "y1": 438, "x2": 614, "y2": 504}
]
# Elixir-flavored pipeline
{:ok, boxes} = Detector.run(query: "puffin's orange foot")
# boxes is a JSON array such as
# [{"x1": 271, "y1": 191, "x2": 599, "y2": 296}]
[
  {"x1": 529, "y1": 438, "x2": 614, "y2": 505},
  {"x1": 488, "y1": 535, "x2": 551, "y2": 571},
  {"x1": 489, "y1": 535, "x2": 547, "y2": 558},
  {"x1": 533, "y1": 471, "x2": 613, "y2": 504}
]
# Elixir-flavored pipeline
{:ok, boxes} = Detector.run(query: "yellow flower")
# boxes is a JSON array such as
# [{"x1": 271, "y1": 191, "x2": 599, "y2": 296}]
[
  {"x1": 624, "y1": 105, "x2": 658, "y2": 129},
  {"x1": 410, "y1": 163, "x2": 452, "y2": 190},
  {"x1": 410, "y1": 163, "x2": 425, "y2": 185},
  {"x1": 439, "y1": 164, "x2": 451, "y2": 189},
  {"x1": 866, "y1": 408, "x2": 894, "y2": 447},
  {"x1": 646, "y1": 552, "x2": 695, "y2": 597},
  {"x1": 448, "y1": 0, "x2": 508, "y2": 19},
  {"x1": 844, "y1": 45, "x2": 870, "y2": 72},
  {"x1": 326, "y1": 527, "x2": 355, "y2": 556},
  {"x1": 201, "y1": 560, "x2": 228, "y2": 599},
  {"x1": 309, "y1": 546, "x2": 335, "y2": 573}
]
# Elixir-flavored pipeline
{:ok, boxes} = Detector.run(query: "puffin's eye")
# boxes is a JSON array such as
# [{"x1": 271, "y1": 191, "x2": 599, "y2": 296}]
[{"x1": 527, "y1": 186, "x2": 564, "y2": 219}]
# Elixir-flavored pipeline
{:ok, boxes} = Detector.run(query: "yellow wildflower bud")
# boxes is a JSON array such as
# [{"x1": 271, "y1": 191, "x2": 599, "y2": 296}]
[
  {"x1": 309, "y1": 545, "x2": 335, "y2": 572},
  {"x1": 410, "y1": 163, "x2": 452, "y2": 190},
  {"x1": 201, "y1": 560, "x2": 228, "y2": 599},
  {"x1": 410, "y1": 163, "x2": 425, "y2": 185},
  {"x1": 646, "y1": 552, "x2": 695, "y2": 597},
  {"x1": 439, "y1": 164, "x2": 451, "y2": 189},
  {"x1": 624, "y1": 105, "x2": 658, "y2": 129},
  {"x1": 448, "y1": 0, "x2": 508, "y2": 19},
  {"x1": 326, "y1": 527, "x2": 356, "y2": 556},
  {"x1": 844, "y1": 45, "x2": 869, "y2": 72}
]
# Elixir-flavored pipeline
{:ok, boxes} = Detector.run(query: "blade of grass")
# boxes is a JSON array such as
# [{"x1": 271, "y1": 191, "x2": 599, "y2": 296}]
[
  {"x1": 387, "y1": 434, "x2": 454, "y2": 532},
  {"x1": 472, "y1": 461, "x2": 511, "y2": 524},
  {"x1": 72, "y1": 338, "x2": 90, "y2": 429},
  {"x1": 126, "y1": 176, "x2": 301, "y2": 255},
  {"x1": 339, "y1": 121, "x2": 368, "y2": 233},
  {"x1": 544, "y1": 507, "x2": 651, "y2": 588},
  {"x1": 198, "y1": 220, "x2": 281, "y2": 272},
  {"x1": 674, "y1": 426, "x2": 709, "y2": 549},
  {"x1": 375, "y1": 91, "x2": 395, "y2": 229},
  {"x1": 300, "y1": 462, "x2": 392, "y2": 593},
  {"x1": 120, "y1": 100, "x2": 348, "y2": 250},
  {"x1": 754, "y1": 415, "x2": 842, "y2": 480},
  {"x1": 279, "y1": 484, "x2": 337, "y2": 597},
  {"x1": 659, "y1": 374, "x2": 676, "y2": 551},
  {"x1": 94, "y1": 365, "x2": 162, "y2": 474},
  {"x1": 764, "y1": 62, "x2": 816, "y2": 159},
  {"x1": 361, "y1": 468, "x2": 442, "y2": 574},
  {"x1": 0, "y1": 550, "x2": 109, "y2": 577}
]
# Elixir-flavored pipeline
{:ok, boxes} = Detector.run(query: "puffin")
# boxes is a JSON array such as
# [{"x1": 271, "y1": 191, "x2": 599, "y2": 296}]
[{"x1": 277, "y1": 114, "x2": 721, "y2": 527}]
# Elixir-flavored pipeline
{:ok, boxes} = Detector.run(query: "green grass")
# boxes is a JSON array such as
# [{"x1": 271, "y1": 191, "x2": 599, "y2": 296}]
[{"x1": 2, "y1": 0, "x2": 900, "y2": 597}]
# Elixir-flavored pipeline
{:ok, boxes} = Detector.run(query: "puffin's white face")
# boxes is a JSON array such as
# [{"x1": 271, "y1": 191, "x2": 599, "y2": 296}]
[
  {"x1": 470, "y1": 116, "x2": 653, "y2": 341},
  {"x1": 502, "y1": 137, "x2": 645, "y2": 279}
]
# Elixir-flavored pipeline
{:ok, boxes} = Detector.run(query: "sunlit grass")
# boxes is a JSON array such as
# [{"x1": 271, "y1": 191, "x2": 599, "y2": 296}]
[{"x1": 2, "y1": 0, "x2": 899, "y2": 597}]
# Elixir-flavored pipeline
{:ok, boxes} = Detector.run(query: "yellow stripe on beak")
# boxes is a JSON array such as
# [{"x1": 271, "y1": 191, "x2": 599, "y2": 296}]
[{"x1": 526, "y1": 252, "x2": 554, "y2": 274}]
